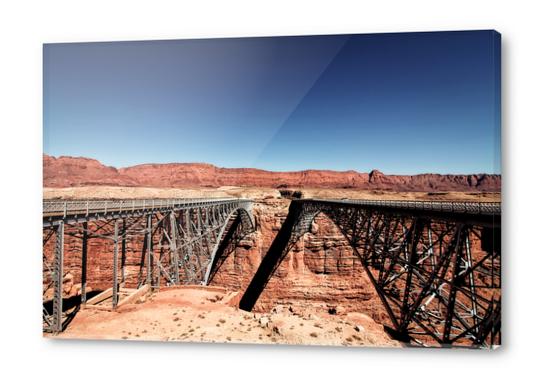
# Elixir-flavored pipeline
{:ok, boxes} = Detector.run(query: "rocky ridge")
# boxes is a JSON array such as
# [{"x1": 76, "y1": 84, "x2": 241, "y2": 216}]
[{"x1": 43, "y1": 155, "x2": 501, "y2": 191}]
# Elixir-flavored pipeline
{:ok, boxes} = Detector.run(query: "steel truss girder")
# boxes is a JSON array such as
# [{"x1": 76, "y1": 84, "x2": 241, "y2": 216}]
[
  {"x1": 318, "y1": 205, "x2": 500, "y2": 347},
  {"x1": 320, "y1": 204, "x2": 500, "y2": 348},
  {"x1": 239, "y1": 199, "x2": 500, "y2": 348},
  {"x1": 43, "y1": 199, "x2": 254, "y2": 333}
]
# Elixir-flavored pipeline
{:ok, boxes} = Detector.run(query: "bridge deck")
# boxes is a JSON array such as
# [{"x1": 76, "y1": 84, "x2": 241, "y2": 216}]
[
  {"x1": 295, "y1": 199, "x2": 501, "y2": 227},
  {"x1": 303, "y1": 198, "x2": 500, "y2": 214},
  {"x1": 43, "y1": 197, "x2": 500, "y2": 227},
  {"x1": 43, "y1": 197, "x2": 252, "y2": 226}
]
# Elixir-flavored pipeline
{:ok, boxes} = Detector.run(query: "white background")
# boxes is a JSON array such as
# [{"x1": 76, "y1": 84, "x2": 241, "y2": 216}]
[{"x1": 0, "y1": 1, "x2": 541, "y2": 378}]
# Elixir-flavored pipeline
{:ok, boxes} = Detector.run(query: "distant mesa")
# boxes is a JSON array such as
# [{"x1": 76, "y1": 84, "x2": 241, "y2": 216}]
[{"x1": 43, "y1": 154, "x2": 501, "y2": 192}]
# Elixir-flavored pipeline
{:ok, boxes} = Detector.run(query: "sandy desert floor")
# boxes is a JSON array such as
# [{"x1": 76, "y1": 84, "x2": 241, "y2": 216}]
[
  {"x1": 43, "y1": 185, "x2": 501, "y2": 202},
  {"x1": 53, "y1": 286, "x2": 400, "y2": 348}
]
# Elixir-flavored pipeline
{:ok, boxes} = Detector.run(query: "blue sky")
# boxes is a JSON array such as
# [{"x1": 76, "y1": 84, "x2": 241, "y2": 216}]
[{"x1": 43, "y1": 30, "x2": 501, "y2": 174}]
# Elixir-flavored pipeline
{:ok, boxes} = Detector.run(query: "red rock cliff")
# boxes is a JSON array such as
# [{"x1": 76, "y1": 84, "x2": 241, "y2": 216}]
[{"x1": 43, "y1": 155, "x2": 501, "y2": 192}]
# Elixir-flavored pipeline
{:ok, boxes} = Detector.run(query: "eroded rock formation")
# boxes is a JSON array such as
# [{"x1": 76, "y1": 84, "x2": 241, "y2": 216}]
[{"x1": 43, "y1": 155, "x2": 501, "y2": 191}]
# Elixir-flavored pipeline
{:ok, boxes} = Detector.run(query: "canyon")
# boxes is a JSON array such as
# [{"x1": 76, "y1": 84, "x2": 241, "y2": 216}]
[
  {"x1": 43, "y1": 155, "x2": 500, "y2": 346},
  {"x1": 44, "y1": 193, "x2": 398, "y2": 346},
  {"x1": 44, "y1": 195, "x2": 390, "y2": 321},
  {"x1": 44, "y1": 186, "x2": 499, "y2": 346}
]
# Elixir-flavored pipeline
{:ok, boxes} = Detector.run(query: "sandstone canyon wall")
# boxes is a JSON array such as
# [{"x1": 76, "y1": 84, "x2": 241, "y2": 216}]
[{"x1": 208, "y1": 199, "x2": 390, "y2": 323}]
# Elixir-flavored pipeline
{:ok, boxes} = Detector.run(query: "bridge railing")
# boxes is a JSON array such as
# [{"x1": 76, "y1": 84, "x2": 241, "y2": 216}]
[
  {"x1": 43, "y1": 198, "x2": 252, "y2": 218},
  {"x1": 307, "y1": 198, "x2": 501, "y2": 215}
]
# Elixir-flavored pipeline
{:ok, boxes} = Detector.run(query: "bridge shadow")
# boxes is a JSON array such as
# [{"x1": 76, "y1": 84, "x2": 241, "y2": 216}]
[
  {"x1": 239, "y1": 201, "x2": 305, "y2": 311},
  {"x1": 43, "y1": 290, "x2": 101, "y2": 332},
  {"x1": 137, "y1": 233, "x2": 150, "y2": 287},
  {"x1": 207, "y1": 209, "x2": 258, "y2": 283},
  {"x1": 207, "y1": 215, "x2": 242, "y2": 284}
]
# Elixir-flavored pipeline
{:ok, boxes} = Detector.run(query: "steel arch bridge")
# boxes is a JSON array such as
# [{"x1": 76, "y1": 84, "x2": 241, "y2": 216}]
[
  {"x1": 239, "y1": 199, "x2": 501, "y2": 348},
  {"x1": 43, "y1": 198, "x2": 255, "y2": 334}
]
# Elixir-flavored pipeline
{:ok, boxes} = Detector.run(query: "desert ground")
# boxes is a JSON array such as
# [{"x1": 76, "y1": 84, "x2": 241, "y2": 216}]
[
  {"x1": 55, "y1": 286, "x2": 399, "y2": 347},
  {"x1": 43, "y1": 185, "x2": 501, "y2": 202}
]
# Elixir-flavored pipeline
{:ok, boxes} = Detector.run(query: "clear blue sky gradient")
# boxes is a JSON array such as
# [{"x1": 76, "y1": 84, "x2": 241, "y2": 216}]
[{"x1": 43, "y1": 31, "x2": 501, "y2": 174}]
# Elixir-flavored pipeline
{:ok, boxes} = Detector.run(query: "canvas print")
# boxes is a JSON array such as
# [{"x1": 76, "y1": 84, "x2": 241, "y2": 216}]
[{"x1": 43, "y1": 30, "x2": 501, "y2": 348}]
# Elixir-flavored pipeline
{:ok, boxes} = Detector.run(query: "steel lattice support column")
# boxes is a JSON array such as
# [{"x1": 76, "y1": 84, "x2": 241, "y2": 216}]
[
  {"x1": 146, "y1": 213, "x2": 153, "y2": 286},
  {"x1": 169, "y1": 212, "x2": 181, "y2": 284},
  {"x1": 121, "y1": 219, "x2": 127, "y2": 286},
  {"x1": 80, "y1": 222, "x2": 88, "y2": 304},
  {"x1": 51, "y1": 221, "x2": 64, "y2": 333},
  {"x1": 112, "y1": 221, "x2": 119, "y2": 308}
]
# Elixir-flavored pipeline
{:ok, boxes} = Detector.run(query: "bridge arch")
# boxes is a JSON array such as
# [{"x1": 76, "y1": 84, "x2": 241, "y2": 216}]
[{"x1": 203, "y1": 205, "x2": 254, "y2": 285}]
